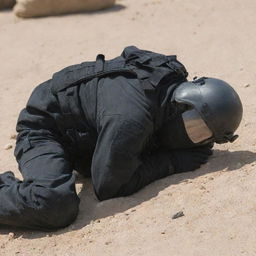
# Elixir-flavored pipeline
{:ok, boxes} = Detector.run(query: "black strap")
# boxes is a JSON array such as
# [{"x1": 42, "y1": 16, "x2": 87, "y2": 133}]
[
  {"x1": 51, "y1": 57, "x2": 135, "y2": 95},
  {"x1": 95, "y1": 54, "x2": 105, "y2": 73}
]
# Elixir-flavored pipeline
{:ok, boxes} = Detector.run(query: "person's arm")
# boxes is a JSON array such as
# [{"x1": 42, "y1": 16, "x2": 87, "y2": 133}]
[
  {"x1": 91, "y1": 114, "x2": 172, "y2": 201},
  {"x1": 116, "y1": 144, "x2": 213, "y2": 197},
  {"x1": 91, "y1": 114, "x2": 213, "y2": 201}
]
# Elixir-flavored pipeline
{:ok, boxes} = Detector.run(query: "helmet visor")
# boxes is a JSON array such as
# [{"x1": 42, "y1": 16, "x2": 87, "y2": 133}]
[{"x1": 182, "y1": 109, "x2": 213, "y2": 144}]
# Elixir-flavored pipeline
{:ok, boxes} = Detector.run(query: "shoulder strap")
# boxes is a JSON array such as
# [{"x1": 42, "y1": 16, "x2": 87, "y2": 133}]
[{"x1": 51, "y1": 55, "x2": 136, "y2": 95}]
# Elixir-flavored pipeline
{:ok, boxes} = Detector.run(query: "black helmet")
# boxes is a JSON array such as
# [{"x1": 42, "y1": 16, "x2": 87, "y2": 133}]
[{"x1": 171, "y1": 77, "x2": 243, "y2": 144}]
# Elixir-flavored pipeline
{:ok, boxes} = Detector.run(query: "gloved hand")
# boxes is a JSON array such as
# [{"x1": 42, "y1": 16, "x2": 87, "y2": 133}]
[{"x1": 170, "y1": 145, "x2": 213, "y2": 173}]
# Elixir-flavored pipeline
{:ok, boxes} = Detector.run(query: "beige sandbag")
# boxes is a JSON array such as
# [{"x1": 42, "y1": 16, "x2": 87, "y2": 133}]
[
  {"x1": 14, "y1": 0, "x2": 116, "y2": 18},
  {"x1": 0, "y1": 0, "x2": 15, "y2": 9}
]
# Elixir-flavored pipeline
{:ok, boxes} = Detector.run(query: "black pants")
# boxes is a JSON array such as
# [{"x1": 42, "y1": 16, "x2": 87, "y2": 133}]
[{"x1": 0, "y1": 130, "x2": 80, "y2": 230}]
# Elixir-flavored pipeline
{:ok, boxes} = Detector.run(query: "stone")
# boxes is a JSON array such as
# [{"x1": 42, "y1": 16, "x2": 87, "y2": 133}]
[
  {"x1": 10, "y1": 133, "x2": 17, "y2": 140},
  {"x1": 4, "y1": 143, "x2": 13, "y2": 150},
  {"x1": 8, "y1": 232, "x2": 15, "y2": 240},
  {"x1": 14, "y1": 0, "x2": 116, "y2": 18},
  {"x1": 172, "y1": 211, "x2": 185, "y2": 219}
]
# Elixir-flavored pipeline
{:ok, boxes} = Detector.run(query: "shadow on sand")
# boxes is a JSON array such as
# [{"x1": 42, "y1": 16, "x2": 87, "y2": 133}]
[{"x1": 1, "y1": 148, "x2": 255, "y2": 238}]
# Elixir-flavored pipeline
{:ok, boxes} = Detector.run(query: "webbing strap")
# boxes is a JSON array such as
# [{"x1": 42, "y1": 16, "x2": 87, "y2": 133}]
[
  {"x1": 95, "y1": 54, "x2": 105, "y2": 73},
  {"x1": 51, "y1": 57, "x2": 136, "y2": 94}
]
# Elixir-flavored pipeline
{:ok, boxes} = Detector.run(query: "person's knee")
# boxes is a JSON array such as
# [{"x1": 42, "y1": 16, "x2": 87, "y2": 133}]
[{"x1": 34, "y1": 186, "x2": 80, "y2": 229}]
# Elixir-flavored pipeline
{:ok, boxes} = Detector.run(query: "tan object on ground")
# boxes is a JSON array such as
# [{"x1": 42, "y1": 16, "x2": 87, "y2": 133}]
[
  {"x1": 14, "y1": 0, "x2": 115, "y2": 18},
  {"x1": 0, "y1": 0, "x2": 15, "y2": 9}
]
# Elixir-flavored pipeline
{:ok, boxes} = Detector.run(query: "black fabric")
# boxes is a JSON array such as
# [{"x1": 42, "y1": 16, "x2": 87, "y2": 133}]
[
  {"x1": 170, "y1": 145, "x2": 213, "y2": 172},
  {"x1": 157, "y1": 112, "x2": 197, "y2": 149},
  {"x1": 0, "y1": 46, "x2": 206, "y2": 230}
]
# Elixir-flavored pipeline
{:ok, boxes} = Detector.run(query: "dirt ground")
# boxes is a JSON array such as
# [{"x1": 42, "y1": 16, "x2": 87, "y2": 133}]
[{"x1": 0, "y1": 0, "x2": 256, "y2": 255}]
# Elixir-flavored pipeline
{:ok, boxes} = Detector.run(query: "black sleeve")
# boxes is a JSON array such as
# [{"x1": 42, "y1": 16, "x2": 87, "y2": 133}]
[
  {"x1": 91, "y1": 115, "x2": 174, "y2": 201},
  {"x1": 115, "y1": 148, "x2": 174, "y2": 198}
]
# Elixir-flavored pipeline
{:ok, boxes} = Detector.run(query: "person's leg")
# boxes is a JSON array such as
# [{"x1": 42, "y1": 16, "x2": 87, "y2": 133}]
[{"x1": 0, "y1": 130, "x2": 80, "y2": 230}]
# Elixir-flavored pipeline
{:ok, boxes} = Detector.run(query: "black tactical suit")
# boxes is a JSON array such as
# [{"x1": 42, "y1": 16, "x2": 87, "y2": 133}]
[{"x1": 0, "y1": 46, "x2": 209, "y2": 230}]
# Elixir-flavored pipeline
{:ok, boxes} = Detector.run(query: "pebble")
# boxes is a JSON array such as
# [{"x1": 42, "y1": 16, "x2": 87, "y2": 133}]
[
  {"x1": 172, "y1": 211, "x2": 185, "y2": 219},
  {"x1": 8, "y1": 232, "x2": 15, "y2": 240},
  {"x1": 10, "y1": 134, "x2": 17, "y2": 140},
  {"x1": 4, "y1": 144, "x2": 13, "y2": 150},
  {"x1": 244, "y1": 84, "x2": 250, "y2": 88}
]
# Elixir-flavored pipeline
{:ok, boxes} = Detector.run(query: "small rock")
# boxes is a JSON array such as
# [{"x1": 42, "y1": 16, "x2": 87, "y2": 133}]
[
  {"x1": 10, "y1": 134, "x2": 17, "y2": 140},
  {"x1": 244, "y1": 84, "x2": 250, "y2": 88},
  {"x1": 105, "y1": 241, "x2": 111, "y2": 245},
  {"x1": 8, "y1": 232, "x2": 15, "y2": 240},
  {"x1": 200, "y1": 185, "x2": 206, "y2": 190},
  {"x1": 161, "y1": 231, "x2": 166, "y2": 234},
  {"x1": 4, "y1": 144, "x2": 13, "y2": 150},
  {"x1": 172, "y1": 211, "x2": 185, "y2": 219}
]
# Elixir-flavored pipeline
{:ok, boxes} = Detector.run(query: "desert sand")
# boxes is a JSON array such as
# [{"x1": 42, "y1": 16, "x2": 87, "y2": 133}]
[{"x1": 0, "y1": 0, "x2": 256, "y2": 255}]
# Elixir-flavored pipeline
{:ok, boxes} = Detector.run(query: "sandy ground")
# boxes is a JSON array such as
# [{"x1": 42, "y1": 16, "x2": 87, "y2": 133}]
[{"x1": 0, "y1": 0, "x2": 256, "y2": 255}]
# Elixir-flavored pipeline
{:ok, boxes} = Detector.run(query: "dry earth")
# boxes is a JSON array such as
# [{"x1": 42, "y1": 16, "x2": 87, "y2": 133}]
[{"x1": 0, "y1": 0, "x2": 256, "y2": 255}]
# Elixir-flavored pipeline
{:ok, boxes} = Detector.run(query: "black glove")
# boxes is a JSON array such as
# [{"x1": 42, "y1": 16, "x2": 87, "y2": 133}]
[{"x1": 170, "y1": 145, "x2": 213, "y2": 173}]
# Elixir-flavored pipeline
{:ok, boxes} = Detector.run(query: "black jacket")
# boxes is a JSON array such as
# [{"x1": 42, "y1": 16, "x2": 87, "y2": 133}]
[{"x1": 16, "y1": 46, "x2": 188, "y2": 201}]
